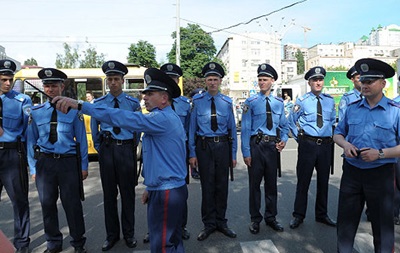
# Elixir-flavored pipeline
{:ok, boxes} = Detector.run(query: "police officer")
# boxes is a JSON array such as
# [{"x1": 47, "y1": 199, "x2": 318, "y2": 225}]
[
  {"x1": 53, "y1": 67, "x2": 188, "y2": 253},
  {"x1": 394, "y1": 75, "x2": 400, "y2": 226},
  {"x1": 338, "y1": 66, "x2": 361, "y2": 121},
  {"x1": 0, "y1": 59, "x2": 31, "y2": 253},
  {"x1": 27, "y1": 68, "x2": 88, "y2": 253},
  {"x1": 189, "y1": 62, "x2": 237, "y2": 241},
  {"x1": 241, "y1": 63, "x2": 289, "y2": 234},
  {"x1": 288, "y1": 66, "x2": 336, "y2": 229},
  {"x1": 90, "y1": 60, "x2": 141, "y2": 251},
  {"x1": 334, "y1": 58, "x2": 399, "y2": 252}
]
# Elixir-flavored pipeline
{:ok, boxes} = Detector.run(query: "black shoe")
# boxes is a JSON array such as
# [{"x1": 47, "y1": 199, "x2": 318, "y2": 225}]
[
  {"x1": 197, "y1": 227, "x2": 216, "y2": 241},
  {"x1": 43, "y1": 247, "x2": 62, "y2": 253},
  {"x1": 266, "y1": 219, "x2": 284, "y2": 232},
  {"x1": 125, "y1": 237, "x2": 137, "y2": 248},
  {"x1": 191, "y1": 170, "x2": 200, "y2": 179},
  {"x1": 217, "y1": 227, "x2": 237, "y2": 238},
  {"x1": 289, "y1": 217, "x2": 303, "y2": 229},
  {"x1": 182, "y1": 227, "x2": 190, "y2": 240},
  {"x1": 102, "y1": 238, "x2": 119, "y2": 251},
  {"x1": 74, "y1": 246, "x2": 87, "y2": 253},
  {"x1": 315, "y1": 216, "x2": 336, "y2": 227},
  {"x1": 15, "y1": 247, "x2": 29, "y2": 253},
  {"x1": 249, "y1": 222, "x2": 260, "y2": 234},
  {"x1": 143, "y1": 233, "x2": 150, "y2": 243}
]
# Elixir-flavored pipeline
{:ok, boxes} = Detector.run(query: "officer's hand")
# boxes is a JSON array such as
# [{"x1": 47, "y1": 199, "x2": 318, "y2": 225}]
[
  {"x1": 276, "y1": 141, "x2": 286, "y2": 152},
  {"x1": 189, "y1": 157, "x2": 198, "y2": 169},
  {"x1": 0, "y1": 126, "x2": 3, "y2": 136},
  {"x1": 232, "y1": 160, "x2": 237, "y2": 168},
  {"x1": 359, "y1": 148, "x2": 377, "y2": 162},
  {"x1": 141, "y1": 190, "x2": 149, "y2": 205},
  {"x1": 343, "y1": 143, "x2": 358, "y2": 158},
  {"x1": 82, "y1": 170, "x2": 88, "y2": 181},
  {"x1": 31, "y1": 174, "x2": 36, "y2": 181},
  {"x1": 52, "y1": 96, "x2": 78, "y2": 113},
  {"x1": 244, "y1": 157, "x2": 251, "y2": 167}
]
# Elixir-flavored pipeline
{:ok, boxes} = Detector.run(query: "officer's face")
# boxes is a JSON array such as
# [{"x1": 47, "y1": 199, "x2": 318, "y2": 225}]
[
  {"x1": 0, "y1": 74, "x2": 14, "y2": 94},
  {"x1": 142, "y1": 91, "x2": 168, "y2": 111},
  {"x1": 308, "y1": 78, "x2": 324, "y2": 95},
  {"x1": 361, "y1": 78, "x2": 385, "y2": 99},
  {"x1": 351, "y1": 74, "x2": 361, "y2": 90},
  {"x1": 43, "y1": 82, "x2": 65, "y2": 97},
  {"x1": 258, "y1": 76, "x2": 274, "y2": 94},
  {"x1": 205, "y1": 75, "x2": 221, "y2": 95},
  {"x1": 106, "y1": 74, "x2": 123, "y2": 95}
]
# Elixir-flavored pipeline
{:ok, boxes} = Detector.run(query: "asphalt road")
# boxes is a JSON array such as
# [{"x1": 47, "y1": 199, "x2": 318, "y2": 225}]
[{"x1": 1, "y1": 137, "x2": 399, "y2": 253}]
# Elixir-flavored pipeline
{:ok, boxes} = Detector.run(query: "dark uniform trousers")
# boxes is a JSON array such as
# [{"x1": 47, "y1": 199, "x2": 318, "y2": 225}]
[
  {"x1": 394, "y1": 161, "x2": 400, "y2": 219},
  {"x1": 0, "y1": 148, "x2": 30, "y2": 249},
  {"x1": 35, "y1": 156, "x2": 85, "y2": 249},
  {"x1": 196, "y1": 138, "x2": 230, "y2": 229},
  {"x1": 337, "y1": 161, "x2": 394, "y2": 253},
  {"x1": 293, "y1": 138, "x2": 332, "y2": 219},
  {"x1": 98, "y1": 141, "x2": 137, "y2": 241},
  {"x1": 248, "y1": 136, "x2": 278, "y2": 223}
]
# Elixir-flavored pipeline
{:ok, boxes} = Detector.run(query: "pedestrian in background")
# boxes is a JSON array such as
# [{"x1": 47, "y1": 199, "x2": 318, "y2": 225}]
[{"x1": 338, "y1": 66, "x2": 362, "y2": 122}]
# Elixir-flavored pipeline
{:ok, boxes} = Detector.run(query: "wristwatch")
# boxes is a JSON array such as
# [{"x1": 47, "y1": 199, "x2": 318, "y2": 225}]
[
  {"x1": 77, "y1": 100, "x2": 84, "y2": 111},
  {"x1": 378, "y1": 149, "x2": 385, "y2": 159}
]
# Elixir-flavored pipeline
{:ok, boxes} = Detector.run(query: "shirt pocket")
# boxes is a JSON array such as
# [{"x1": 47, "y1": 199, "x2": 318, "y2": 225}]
[
  {"x1": 35, "y1": 117, "x2": 51, "y2": 138},
  {"x1": 347, "y1": 117, "x2": 362, "y2": 139},
  {"x1": 252, "y1": 106, "x2": 265, "y2": 126},
  {"x1": 2, "y1": 112, "x2": 21, "y2": 129},
  {"x1": 372, "y1": 121, "x2": 394, "y2": 142},
  {"x1": 58, "y1": 116, "x2": 74, "y2": 133}
]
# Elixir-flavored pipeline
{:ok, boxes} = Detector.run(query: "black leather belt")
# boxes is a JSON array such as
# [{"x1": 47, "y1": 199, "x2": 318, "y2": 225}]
[
  {"x1": 0, "y1": 142, "x2": 18, "y2": 149},
  {"x1": 108, "y1": 139, "x2": 134, "y2": 145},
  {"x1": 40, "y1": 152, "x2": 76, "y2": 159},
  {"x1": 251, "y1": 135, "x2": 277, "y2": 142},
  {"x1": 299, "y1": 134, "x2": 332, "y2": 145},
  {"x1": 199, "y1": 136, "x2": 229, "y2": 142}
]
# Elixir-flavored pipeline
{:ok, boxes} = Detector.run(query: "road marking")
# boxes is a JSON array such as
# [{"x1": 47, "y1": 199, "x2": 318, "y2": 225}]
[
  {"x1": 354, "y1": 233, "x2": 374, "y2": 253},
  {"x1": 240, "y1": 239, "x2": 279, "y2": 253}
]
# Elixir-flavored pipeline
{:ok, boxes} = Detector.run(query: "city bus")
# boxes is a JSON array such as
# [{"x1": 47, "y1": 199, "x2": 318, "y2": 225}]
[{"x1": 13, "y1": 64, "x2": 147, "y2": 157}]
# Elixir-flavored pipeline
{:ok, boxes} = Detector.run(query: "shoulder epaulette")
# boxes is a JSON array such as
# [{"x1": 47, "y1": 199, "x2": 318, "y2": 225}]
[
  {"x1": 273, "y1": 96, "x2": 284, "y2": 102},
  {"x1": 178, "y1": 96, "x2": 190, "y2": 104},
  {"x1": 343, "y1": 90, "x2": 355, "y2": 97},
  {"x1": 125, "y1": 95, "x2": 139, "y2": 103},
  {"x1": 14, "y1": 93, "x2": 26, "y2": 102},
  {"x1": 389, "y1": 100, "x2": 400, "y2": 108},
  {"x1": 220, "y1": 94, "x2": 232, "y2": 104},
  {"x1": 348, "y1": 98, "x2": 362, "y2": 106},
  {"x1": 193, "y1": 93, "x2": 205, "y2": 100},
  {"x1": 93, "y1": 96, "x2": 106, "y2": 103},
  {"x1": 321, "y1": 93, "x2": 333, "y2": 99},
  {"x1": 32, "y1": 103, "x2": 46, "y2": 110},
  {"x1": 247, "y1": 95, "x2": 258, "y2": 103},
  {"x1": 298, "y1": 93, "x2": 310, "y2": 102}
]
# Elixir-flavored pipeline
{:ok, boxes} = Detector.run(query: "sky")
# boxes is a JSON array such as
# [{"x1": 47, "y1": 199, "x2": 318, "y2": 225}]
[{"x1": 1, "y1": 0, "x2": 400, "y2": 68}]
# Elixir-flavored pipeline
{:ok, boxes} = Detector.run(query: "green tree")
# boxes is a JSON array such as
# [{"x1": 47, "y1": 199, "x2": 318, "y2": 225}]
[
  {"x1": 167, "y1": 24, "x2": 221, "y2": 78},
  {"x1": 127, "y1": 40, "x2": 158, "y2": 68},
  {"x1": 295, "y1": 49, "x2": 305, "y2": 75},
  {"x1": 24, "y1": 58, "x2": 38, "y2": 66},
  {"x1": 55, "y1": 43, "x2": 80, "y2": 68},
  {"x1": 79, "y1": 45, "x2": 106, "y2": 68}
]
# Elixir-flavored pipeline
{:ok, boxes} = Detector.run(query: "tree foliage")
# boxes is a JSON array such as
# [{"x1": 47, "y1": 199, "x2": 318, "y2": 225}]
[
  {"x1": 24, "y1": 58, "x2": 38, "y2": 66},
  {"x1": 79, "y1": 46, "x2": 106, "y2": 68},
  {"x1": 167, "y1": 24, "x2": 221, "y2": 78},
  {"x1": 127, "y1": 40, "x2": 159, "y2": 68},
  {"x1": 55, "y1": 43, "x2": 105, "y2": 68},
  {"x1": 295, "y1": 49, "x2": 305, "y2": 75},
  {"x1": 55, "y1": 43, "x2": 79, "y2": 68}
]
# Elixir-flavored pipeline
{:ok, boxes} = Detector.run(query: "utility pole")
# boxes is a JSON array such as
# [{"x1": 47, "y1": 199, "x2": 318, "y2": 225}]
[{"x1": 175, "y1": 0, "x2": 180, "y2": 66}]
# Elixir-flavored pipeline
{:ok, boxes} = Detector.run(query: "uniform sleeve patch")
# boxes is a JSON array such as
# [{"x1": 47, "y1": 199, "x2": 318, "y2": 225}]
[
  {"x1": 293, "y1": 104, "x2": 301, "y2": 113},
  {"x1": 23, "y1": 105, "x2": 32, "y2": 116},
  {"x1": 242, "y1": 104, "x2": 249, "y2": 114}
]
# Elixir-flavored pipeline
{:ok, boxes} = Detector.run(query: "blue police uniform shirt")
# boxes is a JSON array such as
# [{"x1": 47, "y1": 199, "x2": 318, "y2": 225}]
[
  {"x1": 393, "y1": 95, "x2": 400, "y2": 103},
  {"x1": 241, "y1": 92, "x2": 289, "y2": 158},
  {"x1": 288, "y1": 92, "x2": 336, "y2": 139},
  {"x1": 0, "y1": 91, "x2": 31, "y2": 142},
  {"x1": 82, "y1": 102, "x2": 186, "y2": 191},
  {"x1": 188, "y1": 91, "x2": 237, "y2": 159},
  {"x1": 91, "y1": 92, "x2": 141, "y2": 150},
  {"x1": 27, "y1": 102, "x2": 89, "y2": 174},
  {"x1": 172, "y1": 96, "x2": 191, "y2": 135},
  {"x1": 338, "y1": 88, "x2": 361, "y2": 121},
  {"x1": 335, "y1": 96, "x2": 400, "y2": 169}
]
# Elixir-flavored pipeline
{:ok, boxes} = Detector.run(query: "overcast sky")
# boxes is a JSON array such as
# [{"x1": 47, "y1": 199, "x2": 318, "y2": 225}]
[{"x1": 2, "y1": 0, "x2": 399, "y2": 67}]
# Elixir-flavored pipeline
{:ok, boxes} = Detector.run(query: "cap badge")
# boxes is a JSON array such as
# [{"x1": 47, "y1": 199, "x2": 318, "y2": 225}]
[
  {"x1": 315, "y1": 68, "x2": 321, "y2": 74},
  {"x1": 44, "y1": 70, "x2": 53, "y2": 77},
  {"x1": 361, "y1": 63, "x2": 369, "y2": 72},
  {"x1": 145, "y1": 74, "x2": 152, "y2": 84},
  {"x1": 108, "y1": 62, "x2": 115, "y2": 69},
  {"x1": 209, "y1": 63, "x2": 216, "y2": 70},
  {"x1": 4, "y1": 61, "x2": 11, "y2": 69},
  {"x1": 261, "y1": 64, "x2": 267, "y2": 70},
  {"x1": 167, "y1": 64, "x2": 173, "y2": 71}
]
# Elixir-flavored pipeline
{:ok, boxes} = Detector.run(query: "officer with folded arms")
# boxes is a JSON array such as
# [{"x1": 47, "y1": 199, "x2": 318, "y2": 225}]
[
  {"x1": 0, "y1": 59, "x2": 31, "y2": 253},
  {"x1": 334, "y1": 58, "x2": 400, "y2": 252},
  {"x1": 288, "y1": 66, "x2": 336, "y2": 229},
  {"x1": 27, "y1": 68, "x2": 88, "y2": 253},
  {"x1": 241, "y1": 63, "x2": 288, "y2": 234}
]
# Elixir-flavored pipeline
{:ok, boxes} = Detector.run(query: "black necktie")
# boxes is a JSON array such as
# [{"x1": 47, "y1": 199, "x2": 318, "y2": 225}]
[
  {"x1": 113, "y1": 98, "x2": 121, "y2": 134},
  {"x1": 316, "y1": 96, "x2": 323, "y2": 128},
  {"x1": 266, "y1": 98, "x2": 273, "y2": 130},
  {"x1": 211, "y1": 97, "x2": 218, "y2": 132},
  {"x1": 0, "y1": 97, "x2": 3, "y2": 128},
  {"x1": 49, "y1": 105, "x2": 58, "y2": 144},
  {"x1": 171, "y1": 100, "x2": 175, "y2": 111}
]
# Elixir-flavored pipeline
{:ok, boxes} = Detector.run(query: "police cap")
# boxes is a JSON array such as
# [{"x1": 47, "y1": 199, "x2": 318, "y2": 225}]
[
  {"x1": 160, "y1": 63, "x2": 182, "y2": 77},
  {"x1": 38, "y1": 68, "x2": 67, "y2": 84},
  {"x1": 304, "y1": 66, "x2": 326, "y2": 80},
  {"x1": 346, "y1": 66, "x2": 359, "y2": 79},
  {"x1": 143, "y1": 68, "x2": 181, "y2": 98},
  {"x1": 202, "y1": 62, "x2": 225, "y2": 78},
  {"x1": 102, "y1": 60, "x2": 128, "y2": 76},
  {"x1": 0, "y1": 59, "x2": 17, "y2": 75},
  {"x1": 257, "y1": 63, "x2": 278, "y2": 80},
  {"x1": 355, "y1": 58, "x2": 395, "y2": 82}
]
